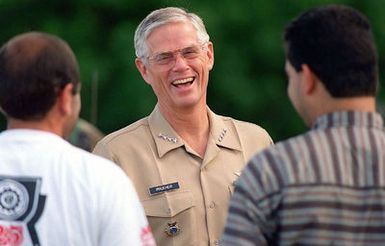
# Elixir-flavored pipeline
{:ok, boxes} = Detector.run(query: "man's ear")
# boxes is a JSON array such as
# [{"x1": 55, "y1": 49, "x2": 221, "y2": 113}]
[
  {"x1": 206, "y1": 41, "x2": 214, "y2": 71},
  {"x1": 58, "y1": 83, "x2": 74, "y2": 115},
  {"x1": 301, "y1": 64, "x2": 317, "y2": 95},
  {"x1": 135, "y1": 58, "x2": 151, "y2": 85}
]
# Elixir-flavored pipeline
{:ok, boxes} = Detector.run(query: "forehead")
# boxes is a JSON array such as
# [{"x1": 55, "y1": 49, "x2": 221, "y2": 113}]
[{"x1": 146, "y1": 22, "x2": 199, "y2": 53}]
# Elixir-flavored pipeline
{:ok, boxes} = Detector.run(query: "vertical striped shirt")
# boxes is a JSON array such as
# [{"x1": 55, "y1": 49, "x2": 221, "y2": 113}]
[{"x1": 222, "y1": 111, "x2": 385, "y2": 246}]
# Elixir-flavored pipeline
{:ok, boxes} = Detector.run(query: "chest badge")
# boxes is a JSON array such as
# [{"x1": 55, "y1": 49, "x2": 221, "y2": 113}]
[{"x1": 165, "y1": 221, "x2": 180, "y2": 237}]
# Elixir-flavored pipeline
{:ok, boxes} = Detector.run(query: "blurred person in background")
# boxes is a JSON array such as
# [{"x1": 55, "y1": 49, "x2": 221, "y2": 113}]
[
  {"x1": 93, "y1": 7, "x2": 272, "y2": 246},
  {"x1": 0, "y1": 32, "x2": 155, "y2": 246},
  {"x1": 222, "y1": 5, "x2": 385, "y2": 245},
  {"x1": 69, "y1": 118, "x2": 105, "y2": 152}
]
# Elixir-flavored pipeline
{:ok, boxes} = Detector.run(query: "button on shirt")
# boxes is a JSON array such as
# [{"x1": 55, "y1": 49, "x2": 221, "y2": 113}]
[{"x1": 93, "y1": 105, "x2": 272, "y2": 246}]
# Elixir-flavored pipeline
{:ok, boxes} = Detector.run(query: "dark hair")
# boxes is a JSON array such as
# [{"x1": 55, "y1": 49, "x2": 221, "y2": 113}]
[
  {"x1": 284, "y1": 5, "x2": 378, "y2": 97},
  {"x1": 0, "y1": 32, "x2": 80, "y2": 120}
]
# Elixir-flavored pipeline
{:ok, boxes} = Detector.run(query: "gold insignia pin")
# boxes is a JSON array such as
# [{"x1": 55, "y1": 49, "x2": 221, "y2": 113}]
[{"x1": 165, "y1": 221, "x2": 180, "y2": 236}]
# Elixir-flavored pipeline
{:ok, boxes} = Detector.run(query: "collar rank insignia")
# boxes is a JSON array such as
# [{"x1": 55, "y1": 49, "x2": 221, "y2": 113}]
[
  {"x1": 165, "y1": 221, "x2": 180, "y2": 236},
  {"x1": 218, "y1": 129, "x2": 227, "y2": 142},
  {"x1": 158, "y1": 133, "x2": 177, "y2": 143}
]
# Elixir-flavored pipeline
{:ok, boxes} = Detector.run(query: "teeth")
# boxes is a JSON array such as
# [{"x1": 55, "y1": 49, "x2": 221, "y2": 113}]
[{"x1": 173, "y1": 77, "x2": 194, "y2": 85}]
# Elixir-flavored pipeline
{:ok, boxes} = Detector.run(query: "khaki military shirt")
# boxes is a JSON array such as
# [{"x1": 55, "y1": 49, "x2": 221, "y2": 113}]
[{"x1": 93, "y1": 105, "x2": 272, "y2": 246}]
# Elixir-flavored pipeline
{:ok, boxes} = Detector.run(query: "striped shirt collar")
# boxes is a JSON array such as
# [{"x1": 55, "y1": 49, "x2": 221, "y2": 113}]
[{"x1": 312, "y1": 111, "x2": 383, "y2": 130}]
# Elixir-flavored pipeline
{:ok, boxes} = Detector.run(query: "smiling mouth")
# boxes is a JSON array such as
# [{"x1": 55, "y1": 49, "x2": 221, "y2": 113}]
[{"x1": 172, "y1": 77, "x2": 195, "y2": 87}]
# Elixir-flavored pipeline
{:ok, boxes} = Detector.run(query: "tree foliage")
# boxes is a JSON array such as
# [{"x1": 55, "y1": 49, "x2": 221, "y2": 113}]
[{"x1": 0, "y1": 0, "x2": 384, "y2": 141}]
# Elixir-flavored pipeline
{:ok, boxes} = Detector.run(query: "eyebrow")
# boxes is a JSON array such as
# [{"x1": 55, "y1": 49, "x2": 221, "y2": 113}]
[{"x1": 154, "y1": 44, "x2": 199, "y2": 55}]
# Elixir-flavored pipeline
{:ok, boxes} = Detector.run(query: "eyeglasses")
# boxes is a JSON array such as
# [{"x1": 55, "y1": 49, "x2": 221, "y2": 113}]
[{"x1": 146, "y1": 43, "x2": 207, "y2": 68}]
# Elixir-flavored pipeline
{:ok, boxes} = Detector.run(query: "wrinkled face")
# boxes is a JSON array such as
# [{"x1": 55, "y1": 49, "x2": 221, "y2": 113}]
[
  {"x1": 137, "y1": 21, "x2": 214, "y2": 111},
  {"x1": 285, "y1": 60, "x2": 306, "y2": 120}
]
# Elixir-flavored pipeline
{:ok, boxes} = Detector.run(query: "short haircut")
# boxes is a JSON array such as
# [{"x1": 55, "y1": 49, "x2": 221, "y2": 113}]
[
  {"x1": 284, "y1": 5, "x2": 378, "y2": 97},
  {"x1": 0, "y1": 32, "x2": 80, "y2": 120},
  {"x1": 134, "y1": 7, "x2": 210, "y2": 61}
]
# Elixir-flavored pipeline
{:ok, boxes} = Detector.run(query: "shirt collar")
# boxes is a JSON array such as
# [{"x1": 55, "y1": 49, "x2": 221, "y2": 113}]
[
  {"x1": 207, "y1": 107, "x2": 242, "y2": 151},
  {"x1": 148, "y1": 105, "x2": 184, "y2": 158},
  {"x1": 148, "y1": 105, "x2": 242, "y2": 158},
  {"x1": 312, "y1": 111, "x2": 383, "y2": 130},
  {"x1": 0, "y1": 129, "x2": 68, "y2": 145}
]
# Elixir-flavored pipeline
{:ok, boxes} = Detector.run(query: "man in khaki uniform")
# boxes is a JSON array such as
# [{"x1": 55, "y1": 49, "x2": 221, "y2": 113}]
[{"x1": 93, "y1": 7, "x2": 272, "y2": 246}]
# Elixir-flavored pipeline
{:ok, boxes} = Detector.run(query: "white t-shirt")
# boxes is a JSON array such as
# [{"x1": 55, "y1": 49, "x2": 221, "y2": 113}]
[{"x1": 0, "y1": 129, "x2": 155, "y2": 246}]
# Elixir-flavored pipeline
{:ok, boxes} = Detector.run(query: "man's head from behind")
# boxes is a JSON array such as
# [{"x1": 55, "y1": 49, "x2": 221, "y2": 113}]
[
  {"x1": 284, "y1": 5, "x2": 378, "y2": 98},
  {"x1": 0, "y1": 32, "x2": 81, "y2": 137}
]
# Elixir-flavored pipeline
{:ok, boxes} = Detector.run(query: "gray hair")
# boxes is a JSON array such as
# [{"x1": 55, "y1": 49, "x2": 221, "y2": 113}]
[{"x1": 134, "y1": 7, "x2": 210, "y2": 60}]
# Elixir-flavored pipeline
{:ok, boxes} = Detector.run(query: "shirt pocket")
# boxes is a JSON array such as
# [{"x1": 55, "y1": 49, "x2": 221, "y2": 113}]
[{"x1": 141, "y1": 190, "x2": 196, "y2": 246}]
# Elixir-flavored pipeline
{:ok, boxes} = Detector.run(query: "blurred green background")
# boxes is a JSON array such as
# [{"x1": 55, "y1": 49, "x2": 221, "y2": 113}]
[{"x1": 0, "y1": 0, "x2": 384, "y2": 142}]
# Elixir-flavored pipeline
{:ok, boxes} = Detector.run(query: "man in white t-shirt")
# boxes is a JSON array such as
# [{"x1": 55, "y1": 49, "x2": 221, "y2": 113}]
[{"x1": 0, "y1": 32, "x2": 155, "y2": 246}]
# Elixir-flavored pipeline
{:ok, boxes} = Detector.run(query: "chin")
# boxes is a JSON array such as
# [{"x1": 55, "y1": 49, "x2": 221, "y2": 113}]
[{"x1": 177, "y1": 95, "x2": 205, "y2": 108}]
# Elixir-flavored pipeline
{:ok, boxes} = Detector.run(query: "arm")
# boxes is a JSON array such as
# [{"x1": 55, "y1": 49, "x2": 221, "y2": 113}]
[
  {"x1": 222, "y1": 185, "x2": 269, "y2": 246},
  {"x1": 222, "y1": 156, "x2": 276, "y2": 246}
]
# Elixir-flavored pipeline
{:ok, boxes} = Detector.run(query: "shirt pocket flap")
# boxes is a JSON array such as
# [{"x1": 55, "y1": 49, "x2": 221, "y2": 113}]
[{"x1": 142, "y1": 191, "x2": 194, "y2": 217}]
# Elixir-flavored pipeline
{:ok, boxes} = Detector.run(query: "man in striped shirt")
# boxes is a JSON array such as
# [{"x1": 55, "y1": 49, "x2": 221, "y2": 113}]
[{"x1": 222, "y1": 5, "x2": 385, "y2": 246}]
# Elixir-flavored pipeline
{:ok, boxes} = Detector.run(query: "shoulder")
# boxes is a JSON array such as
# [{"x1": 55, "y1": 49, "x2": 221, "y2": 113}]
[
  {"x1": 97, "y1": 117, "x2": 150, "y2": 146},
  {"x1": 219, "y1": 114, "x2": 271, "y2": 139},
  {"x1": 45, "y1": 142, "x2": 133, "y2": 197},
  {"x1": 266, "y1": 129, "x2": 318, "y2": 161},
  {"x1": 92, "y1": 116, "x2": 153, "y2": 161},
  {"x1": 94, "y1": 116, "x2": 152, "y2": 155},
  {"x1": 230, "y1": 117, "x2": 271, "y2": 139},
  {"x1": 248, "y1": 132, "x2": 307, "y2": 166},
  {"x1": 67, "y1": 144, "x2": 128, "y2": 178},
  {"x1": 217, "y1": 114, "x2": 273, "y2": 155},
  {"x1": 243, "y1": 131, "x2": 313, "y2": 186}
]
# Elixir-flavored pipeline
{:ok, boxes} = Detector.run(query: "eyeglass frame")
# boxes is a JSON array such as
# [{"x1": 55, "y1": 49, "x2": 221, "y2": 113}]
[{"x1": 142, "y1": 42, "x2": 209, "y2": 68}]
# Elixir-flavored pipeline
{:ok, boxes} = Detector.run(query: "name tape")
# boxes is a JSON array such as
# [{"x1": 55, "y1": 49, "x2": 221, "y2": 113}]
[{"x1": 148, "y1": 182, "x2": 180, "y2": 196}]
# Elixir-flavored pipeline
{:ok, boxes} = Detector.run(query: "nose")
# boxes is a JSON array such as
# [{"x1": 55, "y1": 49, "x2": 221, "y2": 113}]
[{"x1": 171, "y1": 52, "x2": 189, "y2": 71}]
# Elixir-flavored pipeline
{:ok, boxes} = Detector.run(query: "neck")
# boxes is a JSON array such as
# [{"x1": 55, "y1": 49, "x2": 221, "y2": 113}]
[
  {"x1": 159, "y1": 103, "x2": 210, "y2": 158},
  {"x1": 307, "y1": 96, "x2": 376, "y2": 126}
]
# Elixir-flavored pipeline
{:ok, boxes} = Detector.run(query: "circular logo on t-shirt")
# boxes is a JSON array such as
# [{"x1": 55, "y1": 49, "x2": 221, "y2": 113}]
[{"x1": 0, "y1": 179, "x2": 29, "y2": 220}]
